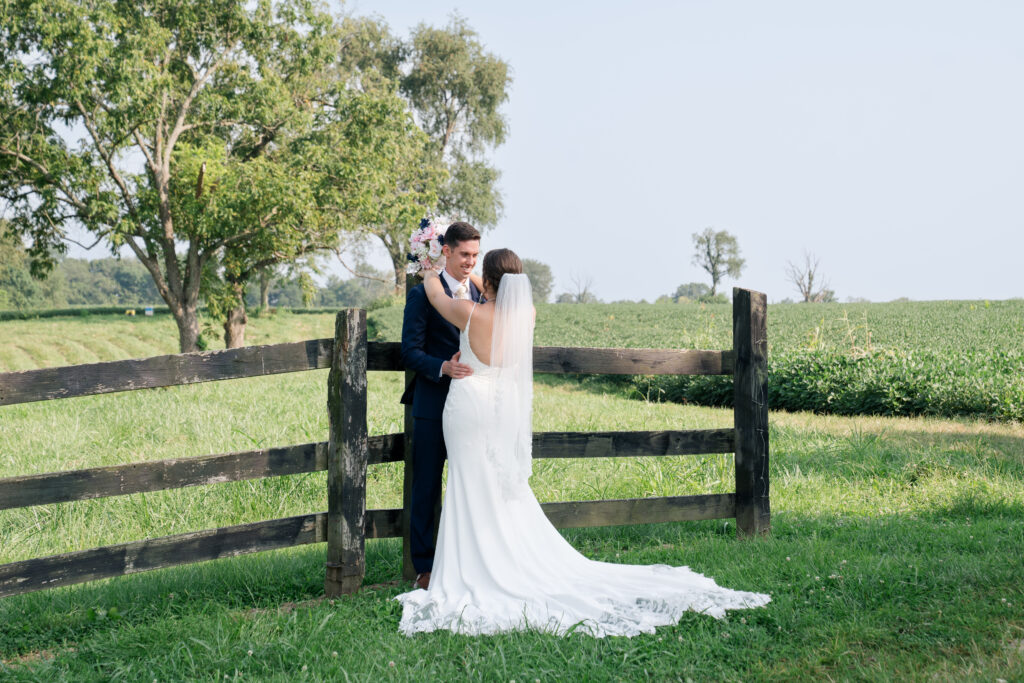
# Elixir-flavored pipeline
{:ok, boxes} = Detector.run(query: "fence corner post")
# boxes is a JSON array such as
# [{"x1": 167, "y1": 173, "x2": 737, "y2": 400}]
[
  {"x1": 325, "y1": 308, "x2": 368, "y2": 597},
  {"x1": 732, "y1": 288, "x2": 770, "y2": 538}
]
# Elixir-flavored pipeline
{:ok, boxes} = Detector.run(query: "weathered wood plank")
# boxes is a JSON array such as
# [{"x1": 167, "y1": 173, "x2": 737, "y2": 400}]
[
  {"x1": 0, "y1": 508, "x2": 403, "y2": 598},
  {"x1": 367, "y1": 341, "x2": 403, "y2": 372},
  {"x1": 0, "y1": 435, "x2": 403, "y2": 511},
  {"x1": 0, "y1": 339, "x2": 333, "y2": 406},
  {"x1": 533, "y1": 347, "x2": 733, "y2": 375},
  {"x1": 0, "y1": 340, "x2": 730, "y2": 407},
  {"x1": 0, "y1": 443, "x2": 325, "y2": 510},
  {"x1": 368, "y1": 433, "x2": 404, "y2": 465},
  {"x1": 542, "y1": 494, "x2": 735, "y2": 528},
  {"x1": 532, "y1": 429, "x2": 735, "y2": 459},
  {"x1": 0, "y1": 428, "x2": 729, "y2": 513},
  {"x1": 0, "y1": 513, "x2": 325, "y2": 598},
  {"x1": 367, "y1": 507, "x2": 402, "y2": 539},
  {"x1": 325, "y1": 310, "x2": 369, "y2": 597},
  {"x1": 733, "y1": 288, "x2": 770, "y2": 537}
]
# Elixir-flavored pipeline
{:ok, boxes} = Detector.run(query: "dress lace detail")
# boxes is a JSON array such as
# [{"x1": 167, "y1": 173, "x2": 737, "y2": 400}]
[{"x1": 395, "y1": 286, "x2": 770, "y2": 638}]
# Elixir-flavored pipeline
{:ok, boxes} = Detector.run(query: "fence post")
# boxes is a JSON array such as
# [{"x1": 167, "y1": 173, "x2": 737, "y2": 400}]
[
  {"x1": 325, "y1": 308, "x2": 368, "y2": 596},
  {"x1": 732, "y1": 288, "x2": 770, "y2": 537},
  {"x1": 401, "y1": 273, "x2": 417, "y2": 581}
]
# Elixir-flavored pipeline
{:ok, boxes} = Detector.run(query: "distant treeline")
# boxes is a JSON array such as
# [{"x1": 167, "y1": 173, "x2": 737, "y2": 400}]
[{"x1": 0, "y1": 243, "x2": 390, "y2": 313}]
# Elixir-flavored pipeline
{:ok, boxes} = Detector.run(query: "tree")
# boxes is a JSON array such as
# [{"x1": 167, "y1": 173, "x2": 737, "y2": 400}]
[
  {"x1": 521, "y1": 258, "x2": 554, "y2": 303},
  {"x1": 691, "y1": 228, "x2": 745, "y2": 296},
  {"x1": 327, "y1": 16, "x2": 512, "y2": 294},
  {"x1": 314, "y1": 91, "x2": 447, "y2": 294},
  {"x1": 0, "y1": 239, "x2": 66, "y2": 310},
  {"x1": 400, "y1": 16, "x2": 511, "y2": 231},
  {"x1": 61, "y1": 257, "x2": 162, "y2": 305},
  {"x1": 317, "y1": 263, "x2": 390, "y2": 309},
  {"x1": 555, "y1": 272, "x2": 599, "y2": 304},
  {"x1": 0, "y1": 0, "x2": 366, "y2": 351},
  {"x1": 785, "y1": 250, "x2": 834, "y2": 303},
  {"x1": 672, "y1": 282, "x2": 711, "y2": 302}
]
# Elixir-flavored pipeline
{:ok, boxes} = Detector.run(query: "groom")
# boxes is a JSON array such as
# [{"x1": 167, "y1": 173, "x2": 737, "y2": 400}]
[{"x1": 400, "y1": 221, "x2": 482, "y2": 590}]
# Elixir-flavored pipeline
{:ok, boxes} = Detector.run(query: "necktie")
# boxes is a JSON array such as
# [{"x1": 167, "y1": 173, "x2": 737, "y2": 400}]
[{"x1": 455, "y1": 283, "x2": 470, "y2": 300}]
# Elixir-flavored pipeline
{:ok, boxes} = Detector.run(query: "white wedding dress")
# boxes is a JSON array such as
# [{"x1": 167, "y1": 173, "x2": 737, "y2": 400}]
[{"x1": 396, "y1": 275, "x2": 769, "y2": 637}]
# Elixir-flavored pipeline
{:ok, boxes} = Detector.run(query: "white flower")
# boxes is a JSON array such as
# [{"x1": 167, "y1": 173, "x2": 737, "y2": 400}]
[{"x1": 428, "y1": 240, "x2": 442, "y2": 259}]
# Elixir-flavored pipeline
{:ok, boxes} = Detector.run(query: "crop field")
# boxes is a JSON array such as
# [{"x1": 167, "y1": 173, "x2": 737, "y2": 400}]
[
  {"x1": 377, "y1": 299, "x2": 1024, "y2": 422},
  {"x1": 0, "y1": 304, "x2": 1022, "y2": 680}
]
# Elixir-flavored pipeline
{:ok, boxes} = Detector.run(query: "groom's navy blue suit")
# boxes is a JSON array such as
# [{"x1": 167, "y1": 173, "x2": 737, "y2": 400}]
[{"x1": 401, "y1": 275, "x2": 481, "y2": 574}]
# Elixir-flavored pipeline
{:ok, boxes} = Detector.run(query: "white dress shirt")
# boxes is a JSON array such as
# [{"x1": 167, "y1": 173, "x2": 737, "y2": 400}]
[{"x1": 441, "y1": 269, "x2": 471, "y2": 299}]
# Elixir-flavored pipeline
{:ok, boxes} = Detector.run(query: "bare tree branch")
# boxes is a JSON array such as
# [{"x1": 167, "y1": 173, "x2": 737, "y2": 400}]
[
  {"x1": 334, "y1": 248, "x2": 392, "y2": 283},
  {"x1": 785, "y1": 250, "x2": 830, "y2": 303}
]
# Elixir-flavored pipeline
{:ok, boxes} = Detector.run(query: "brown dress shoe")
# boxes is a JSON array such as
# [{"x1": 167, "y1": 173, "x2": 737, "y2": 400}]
[{"x1": 414, "y1": 571, "x2": 431, "y2": 590}]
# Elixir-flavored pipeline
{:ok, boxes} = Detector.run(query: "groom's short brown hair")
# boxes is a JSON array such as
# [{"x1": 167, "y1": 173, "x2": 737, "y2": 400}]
[{"x1": 444, "y1": 222, "x2": 480, "y2": 249}]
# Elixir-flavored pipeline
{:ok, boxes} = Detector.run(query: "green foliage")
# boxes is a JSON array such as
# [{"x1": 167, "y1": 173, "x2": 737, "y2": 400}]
[
  {"x1": 672, "y1": 281, "x2": 710, "y2": 301},
  {"x1": 521, "y1": 258, "x2": 554, "y2": 303},
  {"x1": 401, "y1": 15, "x2": 510, "y2": 229},
  {"x1": 0, "y1": 241, "x2": 67, "y2": 309},
  {"x1": 691, "y1": 228, "x2": 744, "y2": 296},
  {"x1": 669, "y1": 282, "x2": 728, "y2": 304},
  {"x1": 368, "y1": 299, "x2": 1024, "y2": 422},
  {"x1": 0, "y1": 0, "x2": 439, "y2": 350},
  {"x1": 312, "y1": 91, "x2": 446, "y2": 291}
]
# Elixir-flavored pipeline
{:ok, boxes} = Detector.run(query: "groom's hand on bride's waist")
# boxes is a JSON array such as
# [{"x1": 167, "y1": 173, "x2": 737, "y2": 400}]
[{"x1": 441, "y1": 351, "x2": 473, "y2": 379}]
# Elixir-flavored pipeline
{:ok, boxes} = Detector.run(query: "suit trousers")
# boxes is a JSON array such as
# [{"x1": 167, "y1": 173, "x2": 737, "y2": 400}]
[{"x1": 410, "y1": 417, "x2": 446, "y2": 573}]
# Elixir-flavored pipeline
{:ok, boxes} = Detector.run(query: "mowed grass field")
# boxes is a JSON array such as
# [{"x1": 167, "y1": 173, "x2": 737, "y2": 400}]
[{"x1": 1, "y1": 305, "x2": 1023, "y2": 680}]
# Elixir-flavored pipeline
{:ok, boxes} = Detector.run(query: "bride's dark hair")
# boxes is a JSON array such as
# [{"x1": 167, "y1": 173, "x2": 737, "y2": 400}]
[{"x1": 482, "y1": 248, "x2": 523, "y2": 296}]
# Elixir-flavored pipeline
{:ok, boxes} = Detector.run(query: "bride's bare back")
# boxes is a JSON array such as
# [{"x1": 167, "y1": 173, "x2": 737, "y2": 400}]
[{"x1": 465, "y1": 302, "x2": 495, "y2": 366}]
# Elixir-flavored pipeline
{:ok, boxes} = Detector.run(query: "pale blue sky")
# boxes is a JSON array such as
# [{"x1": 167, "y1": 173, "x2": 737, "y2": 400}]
[
  {"x1": 344, "y1": 0, "x2": 1024, "y2": 302},
  {"x1": 60, "y1": 1, "x2": 1024, "y2": 302}
]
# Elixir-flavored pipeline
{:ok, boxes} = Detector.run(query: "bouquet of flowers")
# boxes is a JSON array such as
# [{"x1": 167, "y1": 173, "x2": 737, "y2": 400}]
[{"x1": 406, "y1": 216, "x2": 449, "y2": 275}]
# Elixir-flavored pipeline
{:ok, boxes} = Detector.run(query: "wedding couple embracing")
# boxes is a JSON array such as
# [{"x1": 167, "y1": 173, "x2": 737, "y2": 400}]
[{"x1": 395, "y1": 222, "x2": 769, "y2": 637}]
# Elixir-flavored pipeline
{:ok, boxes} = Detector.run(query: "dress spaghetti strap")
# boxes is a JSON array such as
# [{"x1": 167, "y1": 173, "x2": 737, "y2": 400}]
[{"x1": 465, "y1": 300, "x2": 479, "y2": 334}]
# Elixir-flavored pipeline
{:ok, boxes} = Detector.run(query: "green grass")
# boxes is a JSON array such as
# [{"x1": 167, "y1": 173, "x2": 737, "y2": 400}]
[{"x1": 1, "y1": 307, "x2": 1023, "y2": 680}]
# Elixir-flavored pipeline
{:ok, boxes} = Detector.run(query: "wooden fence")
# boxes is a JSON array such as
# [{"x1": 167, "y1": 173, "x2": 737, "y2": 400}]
[{"x1": 0, "y1": 287, "x2": 768, "y2": 599}]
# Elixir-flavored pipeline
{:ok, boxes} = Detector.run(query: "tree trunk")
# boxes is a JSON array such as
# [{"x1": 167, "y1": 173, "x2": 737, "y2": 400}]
[
  {"x1": 173, "y1": 305, "x2": 201, "y2": 353},
  {"x1": 259, "y1": 268, "x2": 271, "y2": 312},
  {"x1": 223, "y1": 305, "x2": 247, "y2": 348},
  {"x1": 223, "y1": 284, "x2": 248, "y2": 349},
  {"x1": 391, "y1": 253, "x2": 406, "y2": 296}
]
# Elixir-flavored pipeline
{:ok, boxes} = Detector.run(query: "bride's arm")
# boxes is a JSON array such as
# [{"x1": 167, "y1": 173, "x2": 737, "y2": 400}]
[{"x1": 423, "y1": 270, "x2": 472, "y2": 329}]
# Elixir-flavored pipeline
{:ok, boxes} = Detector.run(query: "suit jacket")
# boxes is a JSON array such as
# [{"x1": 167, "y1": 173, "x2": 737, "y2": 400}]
[{"x1": 400, "y1": 276, "x2": 481, "y2": 419}]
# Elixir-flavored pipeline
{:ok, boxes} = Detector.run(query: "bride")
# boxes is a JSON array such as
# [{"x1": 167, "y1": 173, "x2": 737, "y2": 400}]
[{"x1": 395, "y1": 248, "x2": 770, "y2": 637}]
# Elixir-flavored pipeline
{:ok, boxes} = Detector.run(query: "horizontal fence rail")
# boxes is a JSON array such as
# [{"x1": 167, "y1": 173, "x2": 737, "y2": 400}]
[
  {"x1": 0, "y1": 343, "x2": 731, "y2": 406},
  {"x1": 0, "y1": 436, "x2": 402, "y2": 510},
  {"x1": 0, "y1": 287, "x2": 768, "y2": 599},
  {"x1": 0, "y1": 430, "x2": 734, "y2": 511},
  {"x1": 0, "y1": 494, "x2": 736, "y2": 598}
]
